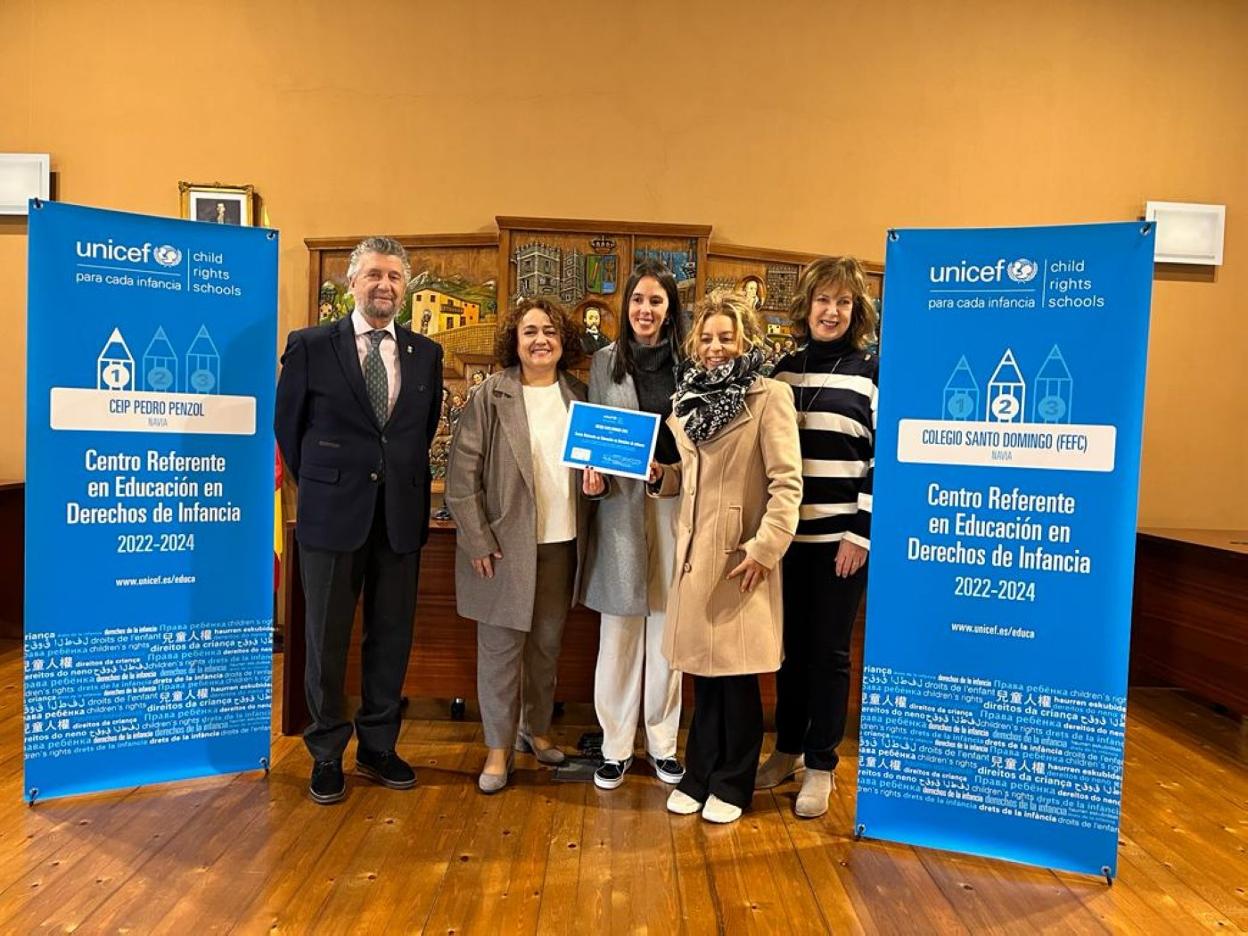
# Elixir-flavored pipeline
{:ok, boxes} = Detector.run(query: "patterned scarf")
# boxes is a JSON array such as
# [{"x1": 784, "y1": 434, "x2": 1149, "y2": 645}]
[{"x1": 672, "y1": 349, "x2": 765, "y2": 443}]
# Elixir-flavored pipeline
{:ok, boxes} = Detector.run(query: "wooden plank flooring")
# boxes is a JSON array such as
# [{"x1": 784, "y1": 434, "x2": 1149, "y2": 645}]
[{"x1": 0, "y1": 641, "x2": 1244, "y2": 934}]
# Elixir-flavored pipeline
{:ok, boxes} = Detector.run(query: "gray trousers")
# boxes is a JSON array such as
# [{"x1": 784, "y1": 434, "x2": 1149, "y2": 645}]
[
  {"x1": 300, "y1": 489, "x2": 419, "y2": 761},
  {"x1": 477, "y1": 540, "x2": 575, "y2": 749}
]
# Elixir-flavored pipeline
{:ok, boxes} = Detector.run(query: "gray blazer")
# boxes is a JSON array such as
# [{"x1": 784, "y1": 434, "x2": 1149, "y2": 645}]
[
  {"x1": 445, "y1": 366, "x2": 592, "y2": 632},
  {"x1": 580, "y1": 344, "x2": 658, "y2": 617}
]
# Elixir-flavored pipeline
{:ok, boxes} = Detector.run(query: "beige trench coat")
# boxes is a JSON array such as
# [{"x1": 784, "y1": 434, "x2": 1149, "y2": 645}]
[
  {"x1": 444, "y1": 366, "x2": 592, "y2": 632},
  {"x1": 651, "y1": 376, "x2": 802, "y2": 676}
]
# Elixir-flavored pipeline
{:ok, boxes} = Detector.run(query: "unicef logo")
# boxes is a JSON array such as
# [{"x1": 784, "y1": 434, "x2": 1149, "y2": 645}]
[
  {"x1": 153, "y1": 244, "x2": 183, "y2": 267},
  {"x1": 1006, "y1": 258, "x2": 1038, "y2": 284}
]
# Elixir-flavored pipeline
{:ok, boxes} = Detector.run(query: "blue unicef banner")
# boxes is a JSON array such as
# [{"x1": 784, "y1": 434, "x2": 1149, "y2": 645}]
[
  {"x1": 24, "y1": 201, "x2": 278, "y2": 801},
  {"x1": 855, "y1": 222, "x2": 1154, "y2": 878}
]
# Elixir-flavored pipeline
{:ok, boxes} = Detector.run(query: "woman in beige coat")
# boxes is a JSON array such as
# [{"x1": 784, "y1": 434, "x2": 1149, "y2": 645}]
[
  {"x1": 649, "y1": 290, "x2": 802, "y2": 823},
  {"x1": 446, "y1": 297, "x2": 605, "y2": 793}
]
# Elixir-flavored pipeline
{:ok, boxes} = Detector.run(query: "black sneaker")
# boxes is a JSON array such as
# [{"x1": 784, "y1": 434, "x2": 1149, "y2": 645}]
[
  {"x1": 649, "y1": 755, "x2": 685, "y2": 785},
  {"x1": 355, "y1": 747, "x2": 416, "y2": 790},
  {"x1": 309, "y1": 759, "x2": 346, "y2": 804},
  {"x1": 593, "y1": 756, "x2": 633, "y2": 790}
]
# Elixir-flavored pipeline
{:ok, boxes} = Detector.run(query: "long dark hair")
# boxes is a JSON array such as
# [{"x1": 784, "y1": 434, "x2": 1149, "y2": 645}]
[{"x1": 610, "y1": 259, "x2": 686, "y2": 383}]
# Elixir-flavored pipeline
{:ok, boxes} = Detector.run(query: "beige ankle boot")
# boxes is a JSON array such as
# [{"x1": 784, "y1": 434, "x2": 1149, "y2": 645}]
[
  {"x1": 755, "y1": 751, "x2": 804, "y2": 789},
  {"x1": 795, "y1": 768, "x2": 834, "y2": 818}
]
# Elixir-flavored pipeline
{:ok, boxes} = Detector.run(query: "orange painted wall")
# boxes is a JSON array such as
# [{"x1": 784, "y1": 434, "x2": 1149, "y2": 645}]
[{"x1": 1, "y1": 0, "x2": 1244, "y2": 527}]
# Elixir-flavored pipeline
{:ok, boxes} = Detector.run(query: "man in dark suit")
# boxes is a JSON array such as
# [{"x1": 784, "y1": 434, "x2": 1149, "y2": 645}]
[{"x1": 276, "y1": 236, "x2": 443, "y2": 804}]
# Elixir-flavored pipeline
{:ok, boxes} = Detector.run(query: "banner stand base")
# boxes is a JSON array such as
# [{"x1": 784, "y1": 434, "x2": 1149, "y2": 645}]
[{"x1": 849, "y1": 826, "x2": 1117, "y2": 887}]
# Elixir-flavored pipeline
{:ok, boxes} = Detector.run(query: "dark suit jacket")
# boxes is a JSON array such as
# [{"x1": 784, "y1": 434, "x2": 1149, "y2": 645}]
[{"x1": 275, "y1": 317, "x2": 443, "y2": 554}]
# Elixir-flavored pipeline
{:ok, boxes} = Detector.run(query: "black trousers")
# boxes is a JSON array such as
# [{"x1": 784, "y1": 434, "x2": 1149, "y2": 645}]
[
  {"x1": 775, "y1": 541, "x2": 867, "y2": 771},
  {"x1": 299, "y1": 488, "x2": 420, "y2": 761},
  {"x1": 677, "y1": 674, "x2": 763, "y2": 810}
]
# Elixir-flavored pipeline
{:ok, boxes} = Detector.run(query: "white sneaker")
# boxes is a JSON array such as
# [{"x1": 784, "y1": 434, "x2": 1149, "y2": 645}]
[
  {"x1": 701, "y1": 794, "x2": 742, "y2": 824},
  {"x1": 666, "y1": 789, "x2": 702, "y2": 815}
]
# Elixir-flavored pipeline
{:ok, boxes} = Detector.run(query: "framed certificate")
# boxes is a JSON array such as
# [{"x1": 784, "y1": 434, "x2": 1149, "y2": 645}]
[{"x1": 560, "y1": 401, "x2": 661, "y2": 481}]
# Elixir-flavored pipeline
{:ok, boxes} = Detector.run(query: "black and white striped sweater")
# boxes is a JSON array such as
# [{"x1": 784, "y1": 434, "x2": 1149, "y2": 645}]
[{"x1": 771, "y1": 337, "x2": 877, "y2": 548}]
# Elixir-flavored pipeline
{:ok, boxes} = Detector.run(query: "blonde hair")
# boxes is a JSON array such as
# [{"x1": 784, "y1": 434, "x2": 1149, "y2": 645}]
[
  {"x1": 684, "y1": 289, "x2": 767, "y2": 361},
  {"x1": 788, "y1": 256, "x2": 879, "y2": 350}
]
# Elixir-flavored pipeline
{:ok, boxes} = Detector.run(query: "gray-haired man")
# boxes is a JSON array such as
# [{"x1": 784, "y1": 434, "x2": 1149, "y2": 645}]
[{"x1": 276, "y1": 236, "x2": 443, "y2": 803}]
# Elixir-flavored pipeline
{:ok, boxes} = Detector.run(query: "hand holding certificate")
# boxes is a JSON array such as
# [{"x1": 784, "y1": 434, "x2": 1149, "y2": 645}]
[
  {"x1": 582, "y1": 466, "x2": 606, "y2": 496},
  {"x1": 560, "y1": 401, "x2": 661, "y2": 481}
]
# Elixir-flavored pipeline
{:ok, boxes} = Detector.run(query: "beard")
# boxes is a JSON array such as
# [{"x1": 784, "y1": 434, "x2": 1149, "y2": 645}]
[{"x1": 360, "y1": 294, "x2": 399, "y2": 323}]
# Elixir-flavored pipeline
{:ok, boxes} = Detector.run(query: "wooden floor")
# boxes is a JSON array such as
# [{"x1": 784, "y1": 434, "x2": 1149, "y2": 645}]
[{"x1": 0, "y1": 642, "x2": 1244, "y2": 934}]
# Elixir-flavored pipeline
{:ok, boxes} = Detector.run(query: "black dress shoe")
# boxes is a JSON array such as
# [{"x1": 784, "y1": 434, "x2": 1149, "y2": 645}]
[
  {"x1": 355, "y1": 747, "x2": 416, "y2": 789},
  {"x1": 309, "y1": 759, "x2": 346, "y2": 805}
]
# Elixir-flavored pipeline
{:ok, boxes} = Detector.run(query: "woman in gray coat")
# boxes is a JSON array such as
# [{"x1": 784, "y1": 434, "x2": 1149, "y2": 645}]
[
  {"x1": 446, "y1": 297, "x2": 605, "y2": 793},
  {"x1": 581, "y1": 260, "x2": 688, "y2": 790}
]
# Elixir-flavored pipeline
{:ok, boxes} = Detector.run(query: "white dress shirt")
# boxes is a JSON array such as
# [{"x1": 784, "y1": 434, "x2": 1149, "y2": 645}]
[{"x1": 351, "y1": 308, "x2": 400, "y2": 414}]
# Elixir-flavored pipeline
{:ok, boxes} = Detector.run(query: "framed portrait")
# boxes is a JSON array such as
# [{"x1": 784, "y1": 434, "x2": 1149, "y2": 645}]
[
  {"x1": 179, "y1": 182, "x2": 255, "y2": 226},
  {"x1": 737, "y1": 274, "x2": 767, "y2": 312},
  {"x1": 575, "y1": 299, "x2": 615, "y2": 356}
]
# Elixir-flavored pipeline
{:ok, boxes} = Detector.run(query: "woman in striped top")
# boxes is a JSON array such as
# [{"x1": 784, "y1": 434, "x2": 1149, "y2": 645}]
[{"x1": 758, "y1": 256, "x2": 879, "y2": 819}]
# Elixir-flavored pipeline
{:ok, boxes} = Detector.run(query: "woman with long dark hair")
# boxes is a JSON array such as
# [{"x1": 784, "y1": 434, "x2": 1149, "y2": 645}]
[{"x1": 581, "y1": 260, "x2": 689, "y2": 790}]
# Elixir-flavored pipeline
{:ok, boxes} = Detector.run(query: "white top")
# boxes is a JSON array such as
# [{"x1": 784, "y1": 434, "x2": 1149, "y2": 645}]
[
  {"x1": 523, "y1": 382, "x2": 576, "y2": 544},
  {"x1": 350, "y1": 309, "x2": 400, "y2": 414}
]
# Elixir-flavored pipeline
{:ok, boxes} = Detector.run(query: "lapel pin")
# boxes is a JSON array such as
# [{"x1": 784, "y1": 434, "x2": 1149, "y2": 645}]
[{"x1": 406, "y1": 345, "x2": 412, "y2": 354}]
